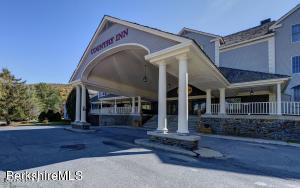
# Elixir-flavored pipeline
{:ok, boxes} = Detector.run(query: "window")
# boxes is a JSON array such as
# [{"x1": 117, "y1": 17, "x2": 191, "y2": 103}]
[
  {"x1": 292, "y1": 56, "x2": 300, "y2": 73},
  {"x1": 98, "y1": 92, "x2": 107, "y2": 98},
  {"x1": 292, "y1": 24, "x2": 300, "y2": 42},
  {"x1": 294, "y1": 86, "x2": 300, "y2": 101}
]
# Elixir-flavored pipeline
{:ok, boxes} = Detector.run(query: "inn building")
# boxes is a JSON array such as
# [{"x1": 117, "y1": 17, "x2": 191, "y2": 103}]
[{"x1": 70, "y1": 5, "x2": 300, "y2": 136}]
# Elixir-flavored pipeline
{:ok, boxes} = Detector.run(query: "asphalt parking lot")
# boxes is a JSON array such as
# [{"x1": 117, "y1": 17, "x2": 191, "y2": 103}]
[{"x1": 0, "y1": 125, "x2": 300, "y2": 188}]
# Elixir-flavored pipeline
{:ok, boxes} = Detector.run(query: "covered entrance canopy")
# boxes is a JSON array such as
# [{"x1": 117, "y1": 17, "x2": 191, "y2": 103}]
[{"x1": 70, "y1": 15, "x2": 291, "y2": 133}]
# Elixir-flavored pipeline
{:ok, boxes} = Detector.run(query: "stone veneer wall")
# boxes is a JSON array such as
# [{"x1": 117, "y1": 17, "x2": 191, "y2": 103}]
[
  {"x1": 98, "y1": 114, "x2": 141, "y2": 126},
  {"x1": 202, "y1": 115, "x2": 300, "y2": 141}
]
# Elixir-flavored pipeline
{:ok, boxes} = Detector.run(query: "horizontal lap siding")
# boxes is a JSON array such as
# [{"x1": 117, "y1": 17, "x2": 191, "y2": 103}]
[{"x1": 220, "y1": 41, "x2": 269, "y2": 73}]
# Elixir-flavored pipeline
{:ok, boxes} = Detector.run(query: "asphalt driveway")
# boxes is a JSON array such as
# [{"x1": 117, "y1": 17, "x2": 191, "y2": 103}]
[{"x1": 0, "y1": 125, "x2": 300, "y2": 188}]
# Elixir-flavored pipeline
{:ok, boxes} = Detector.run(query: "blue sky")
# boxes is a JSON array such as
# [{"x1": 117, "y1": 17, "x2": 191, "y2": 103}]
[{"x1": 0, "y1": 0, "x2": 299, "y2": 84}]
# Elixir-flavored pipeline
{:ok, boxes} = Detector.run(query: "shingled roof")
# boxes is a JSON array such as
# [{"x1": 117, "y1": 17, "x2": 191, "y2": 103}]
[
  {"x1": 219, "y1": 67, "x2": 289, "y2": 84},
  {"x1": 180, "y1": 20, "x2": 276, "y2": 47},
  {"x1": 221, "y1": 21, "x2": 276, "y2": 47}
]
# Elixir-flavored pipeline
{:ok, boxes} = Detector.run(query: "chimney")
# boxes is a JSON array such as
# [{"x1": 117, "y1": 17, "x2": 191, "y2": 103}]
[{"x1": 260, "y1": 18, "x2": 271, "y2": 25}]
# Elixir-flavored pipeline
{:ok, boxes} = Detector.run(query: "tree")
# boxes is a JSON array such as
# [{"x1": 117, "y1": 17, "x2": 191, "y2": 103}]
[
  {"x1": 34, "y1": 83, "x2": 64, "y2": 113},
  {"x1": 0, "y1": 68, "x2": 31, "y2": 124},
  {"x1": 24, "y1": 85, "x2": 42, "y2": 120},
  {"x1": 66, "y1": 88, "x2": 90, "y2": 122}
]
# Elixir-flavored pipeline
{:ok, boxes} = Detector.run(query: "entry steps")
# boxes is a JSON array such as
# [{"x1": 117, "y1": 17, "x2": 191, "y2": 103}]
[{"x1": 142, "y1": 115, "x2": 200, "y2": 133}]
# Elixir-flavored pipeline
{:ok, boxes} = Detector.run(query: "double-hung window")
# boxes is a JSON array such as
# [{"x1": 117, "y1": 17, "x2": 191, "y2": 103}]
[
  {"x1": 294, "y1": 86, "x2": 300, "y2": 102},
  {"x1": 292, "y1": 24, "x2": 300, "y2": 42},
  {"x1": 292, "y1": 56, "x2": 300, "y2": 73}
]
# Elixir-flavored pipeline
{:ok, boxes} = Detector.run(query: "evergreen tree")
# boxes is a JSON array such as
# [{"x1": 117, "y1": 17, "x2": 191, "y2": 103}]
[
  {"x1": 0, "y1": 68, "x2": 30, "y2": 124},
  {"x1": 34, "y1": 83, "x2": 63, "y2": 113},
  {"x1": 66, "y1": 88, "x2": 90, "y2": 122},
  {"x1": 24, "y1": 85, "x2": 42, "y2": 120}
]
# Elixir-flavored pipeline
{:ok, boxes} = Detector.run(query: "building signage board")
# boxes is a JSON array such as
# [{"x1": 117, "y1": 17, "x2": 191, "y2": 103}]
[{"x1": 91, "y1": 28, "x2": 129, "y2": 55}]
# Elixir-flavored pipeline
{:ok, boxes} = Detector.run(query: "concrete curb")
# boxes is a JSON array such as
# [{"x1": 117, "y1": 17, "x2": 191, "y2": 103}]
[
  {"x1": 64, "y1": 127, "x2": 97, "y2": 133},
  {"x1": 135, "y1": 139, "x2": 197, "y2": 157},
  {"x1": 102, "y1": 125, "x2": 151, "y2": 131},
  {"x1": 198, "y1": 133, "x2": 300, "y2": 148}
]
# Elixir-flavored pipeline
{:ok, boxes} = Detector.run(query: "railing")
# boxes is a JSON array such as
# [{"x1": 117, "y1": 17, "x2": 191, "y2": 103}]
[
  {"x1": 226, "y1": 102, "x2": 277, "y2": 115},
  {"x1": 90, "y1": 106, "x2": 139, "y2": 115},
  {"x1": 210, "y1": 101, "x2": 300, "y2": 116},
  {"x1": 281, "y1": 102, "x2": 300, "y2": 115},
  {"x1": 211, "y1": 104, "x2": 220, "y2": 114}
]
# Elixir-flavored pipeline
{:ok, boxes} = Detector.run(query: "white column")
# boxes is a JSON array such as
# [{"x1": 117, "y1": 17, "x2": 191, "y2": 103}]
[
  {"x1": 205, "y1": 89, "x2": 212, "y2": 114},
  {"x1": 219, "y1": 88, "x2": 226, "y2": 114},
  {"x1": 100, "y1": 101, "x2": 103, "y2": 109},
  {"x1": 157, "y1": 61, "x2": 168, "y2": 133},
  {"x1": 131, "y1": 97, "x2": 135, "y2": 113},
  {"x1": 277, "y1": 83, "x2": 282, "y2": 115},
  {"x1": 75, "y1": 85, "x2": 81, "y2": 122},
  {"x1": 80, "y1": 85, "x2": 86, "y2": 123},
  {"x1": 177, "y1": 54, "x2": 189, "y2": 135},
  {"x1": 138, "y1": 96, "x2": 141, "y2": 113},
  {"x1": 214, "y1": 40, "x2": 220, "y2": 67},
  {"x1": 114, "y1": 97, "x2": 117, "y2": 113}
]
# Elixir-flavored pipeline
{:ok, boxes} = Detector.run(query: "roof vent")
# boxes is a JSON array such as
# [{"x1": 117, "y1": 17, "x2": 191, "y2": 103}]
[{"x1": 260, "y1": 18, "x2": 271, "y2": 25}]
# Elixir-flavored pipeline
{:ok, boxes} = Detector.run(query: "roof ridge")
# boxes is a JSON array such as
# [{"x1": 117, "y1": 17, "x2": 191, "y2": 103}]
[
  {"x1": 180, "y1": 27, "x2": 221, "y2": 38},
  {"x1": 223, "y1": 21, "x2": 276, "y2": 38}
]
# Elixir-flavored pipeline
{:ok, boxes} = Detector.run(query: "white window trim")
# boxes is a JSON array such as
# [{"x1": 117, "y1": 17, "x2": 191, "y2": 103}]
[
  {"x1": 291, "y1": 56, "x2": 300, "y2": 74},
  {"x1": 291, "y1": 24, "x2": 300, "y2": 44},
  {"x1": 293, "y1": 86, "x2": 300, "y2": 101}
]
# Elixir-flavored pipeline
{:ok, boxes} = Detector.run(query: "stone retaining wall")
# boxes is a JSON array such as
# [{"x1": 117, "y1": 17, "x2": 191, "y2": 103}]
[
  {"x1": 98, "y1": 114, "x2": 141, "y2": 126},
  {"x1": 202, "y1": 115, "x2": 300, "y2": 141}
]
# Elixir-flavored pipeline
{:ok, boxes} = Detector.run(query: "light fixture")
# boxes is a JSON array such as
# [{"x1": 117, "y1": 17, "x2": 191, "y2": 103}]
[
  {"x1": 143, "y1": 64, "x2": 148, "y2": 83},
  {"x1": 250, "y1": 89, "x2": 254, "y2": 96}
]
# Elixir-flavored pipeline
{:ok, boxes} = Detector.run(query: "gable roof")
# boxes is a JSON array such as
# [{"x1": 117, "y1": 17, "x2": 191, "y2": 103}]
[
  {"x1": 270, "y1": 3, "x2": 300, "y2": 30},
  {"x1": 69, "y1": 15, "x2": 190, "y2": 83},
  {"x1": 221, "y1": 21, "x2": 275, "y2": 47},
  {"x1": 179, "y1": 21, "x2": 275, "y2": 48},
  {"x1": 219, "y1": 67, "x2": 289, "y2": 84},
  {"x1": 179, "y1": 27, "x2": 222, "y2": 39}
]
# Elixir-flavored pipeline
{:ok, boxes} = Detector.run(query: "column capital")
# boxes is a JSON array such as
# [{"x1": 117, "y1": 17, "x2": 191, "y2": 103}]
[
  {"x1": 175, "y1": 53, "x2": 188, "y2": 61},
  {"x1": 156, "y1": 60, "x2": 166, "y2": 66},
  {"x1": 205, "y1": 89, "x2": 212, "y2": 93}
]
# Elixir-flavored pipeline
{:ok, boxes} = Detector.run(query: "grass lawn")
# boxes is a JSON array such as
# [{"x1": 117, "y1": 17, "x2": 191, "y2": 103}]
[{"x1": 0, "y1": 120, "x2": 71, "y2": 126}]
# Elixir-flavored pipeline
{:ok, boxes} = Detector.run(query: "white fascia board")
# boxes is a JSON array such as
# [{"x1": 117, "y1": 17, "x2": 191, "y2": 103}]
[
  {"x1": 220, "y1": 33, "x2": 274, "y2": 51},
  {"x1": 189, "y1": 42, "x2": 231, "y2": 86},
  {"x1": 229, "y1": 77, "x2": 290, "y2": 89},
  {"x1": 69, "y1": 15, "x2": 189, "y2": 83},
  {"x1": 144, "y1": 41, "x2": 192, "y2": 63},
  {"x1": 270, "y1": 4, "x2": 300, "y2": 30},
  {"x1": 107, "y1": 16, "x2": 189, "y2": 43},
  {"x1": 69, "y1": 79, "x2": 83, "y2": 86},
  {"x1": 145, "y1": 40, "x2": 230, "y2": 86},
  {"x1": 179, "y1": 27, "x2": 221, "y2": 38}
]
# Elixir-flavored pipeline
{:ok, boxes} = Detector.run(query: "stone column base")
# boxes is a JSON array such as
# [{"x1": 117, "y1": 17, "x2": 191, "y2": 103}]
[{"x1": 72, "y1": 122, "x2": 90, "y2": 130}]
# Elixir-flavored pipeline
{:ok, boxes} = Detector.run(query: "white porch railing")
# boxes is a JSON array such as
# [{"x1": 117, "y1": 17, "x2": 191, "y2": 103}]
[
  {"x1": 210, "y1": 102, "x2": 300, "y2": 116},
  {"x1": 90, "y1": 106, "x2": 139, "y2": 115},
  {"x1": 281, "y1": 102, "x2": 300, "y2": 115},
  {"x1": 211, "y1": 104, "x2": 220, "y2": 115}
]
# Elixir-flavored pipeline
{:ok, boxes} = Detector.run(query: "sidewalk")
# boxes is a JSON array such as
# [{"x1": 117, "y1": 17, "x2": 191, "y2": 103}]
[{"x1": 198, "y1": 133, "x2": 300, "y2": 148}]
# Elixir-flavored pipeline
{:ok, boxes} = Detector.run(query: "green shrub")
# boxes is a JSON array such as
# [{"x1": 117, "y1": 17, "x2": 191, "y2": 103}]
[
  {"x1": 46, "y1": 110, "x2": 61, "y2": 121},
  {"x1": 38, "y1": 112, "x2": 47, "y2": 122}
]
